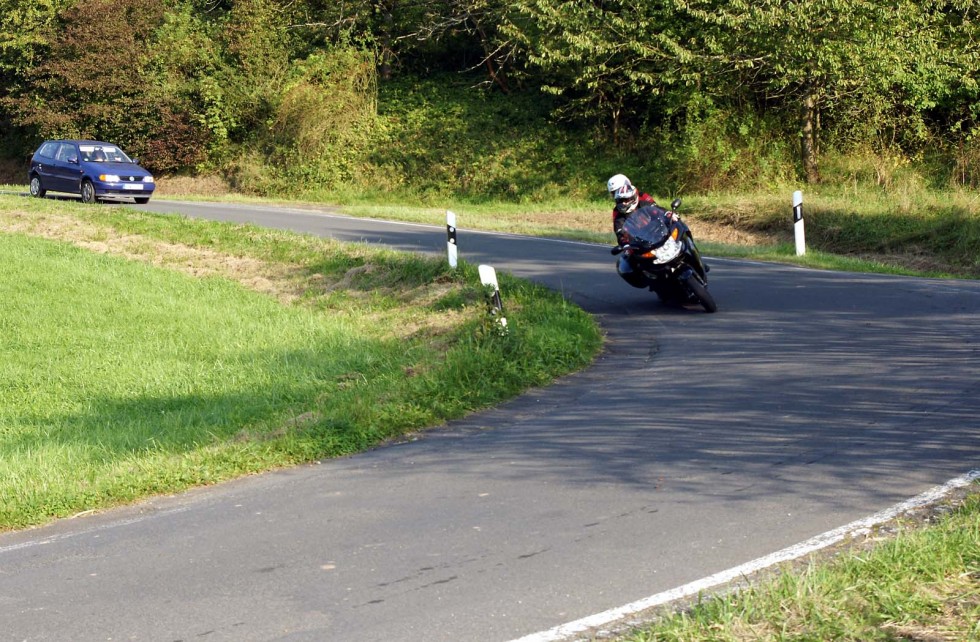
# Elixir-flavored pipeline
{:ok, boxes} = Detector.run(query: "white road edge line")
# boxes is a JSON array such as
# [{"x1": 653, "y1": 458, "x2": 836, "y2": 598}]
[{"x1": 510, "y1": 469, "x2": 980, "y2": 642}]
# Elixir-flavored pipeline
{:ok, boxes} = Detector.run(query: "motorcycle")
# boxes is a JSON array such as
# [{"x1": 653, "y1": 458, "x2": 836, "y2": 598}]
[{"x1": 611, "y1": 199, "x2": 717, "y2": 313}]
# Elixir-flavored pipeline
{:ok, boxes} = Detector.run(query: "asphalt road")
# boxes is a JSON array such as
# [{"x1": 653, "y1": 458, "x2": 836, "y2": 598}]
[{"x1": 2, "y1": 199, "x2": 979, "y2": 641}]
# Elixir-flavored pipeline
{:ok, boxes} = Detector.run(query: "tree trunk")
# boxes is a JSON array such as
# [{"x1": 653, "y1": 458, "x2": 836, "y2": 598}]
[
  {"x1": 472, "y1": 20, "x2": 510, "y2": 93},
  {"x1": 379, "y1": 5, "x2": 394, "y2": 81},
  {"x1": 801, "y1": 92, "x2": 820, "y2": 183}
]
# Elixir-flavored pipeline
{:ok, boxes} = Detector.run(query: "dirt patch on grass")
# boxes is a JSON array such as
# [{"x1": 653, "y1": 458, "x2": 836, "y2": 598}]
[
  {"x1": 154, "y1": 175, "x2": 234, "y2": 197},
  {"x1": 684, "y1": 215, "x2": 783, "y2": 246},
  {"x1": 0, "y1": 210, "x2": 308, "y2": 303},
  {"x1": 523, "y1": 208, "x2": 781, "y2": 247},
  {"x1": 0, "y1": 207, "x2": 478, "y2": 342}
]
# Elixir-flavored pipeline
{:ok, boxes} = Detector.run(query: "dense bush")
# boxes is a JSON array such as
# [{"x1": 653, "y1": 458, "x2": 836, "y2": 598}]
[
  {"x1": 1, "y1": 0, "x2": 210, "y2": 172},
  {"x1": 224, "y1": 49, "x2": 379, "y2": 195}
]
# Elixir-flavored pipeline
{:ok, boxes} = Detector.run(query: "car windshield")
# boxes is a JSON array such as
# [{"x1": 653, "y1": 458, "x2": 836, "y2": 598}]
[
  {"x1": 621, "y1": 205, "x2": 670, "y2": 245},
  {"x1": 79, "y1": 145, "x2": 132, "y2": 163}
]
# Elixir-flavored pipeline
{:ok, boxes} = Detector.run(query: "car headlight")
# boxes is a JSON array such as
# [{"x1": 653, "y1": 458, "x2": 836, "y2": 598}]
[
  {"x1": 144, "y1": 176, "x2": 155, "y2": 183},
  {"x1": 652, "y1": 236, "x2": 683, "y2": 264},
  {"x1": 99, "y1": 174, "x2": 121, "y2": 182}
]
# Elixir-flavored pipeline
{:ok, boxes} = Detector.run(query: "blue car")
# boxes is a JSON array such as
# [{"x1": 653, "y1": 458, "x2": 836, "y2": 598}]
[{"x1": 28, "y1": 139, "x2": 155, "y2": 204}]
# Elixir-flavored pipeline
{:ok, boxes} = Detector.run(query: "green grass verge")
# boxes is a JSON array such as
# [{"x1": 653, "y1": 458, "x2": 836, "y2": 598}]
[
  {"x1": 623, "y1": 489, "x2": 980, "y2": 641},
  {"x1": 0, "y1": 197, "x2": 602, "y2": 530}
]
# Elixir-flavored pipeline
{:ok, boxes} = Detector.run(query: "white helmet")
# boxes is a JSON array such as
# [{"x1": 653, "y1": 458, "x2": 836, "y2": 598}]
[{"x1": 607, "y1": 174, "x2": 639, "y2": 214}]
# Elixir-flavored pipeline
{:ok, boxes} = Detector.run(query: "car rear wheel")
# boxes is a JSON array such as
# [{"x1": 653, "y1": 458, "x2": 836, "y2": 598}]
[
  {"x1": 29, "y1": 175, "x2": 46, "y2": 198},
  {"x1": 80, "y1": 179, "x2": 97, "y2": 204}
]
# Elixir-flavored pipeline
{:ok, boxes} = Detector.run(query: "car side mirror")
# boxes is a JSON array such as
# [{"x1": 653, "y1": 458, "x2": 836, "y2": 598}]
[
  {"x1": 68, "y1": 156, "x2": 79, "y2": 164},
  {"x1": 671, "y1": 198, "x2": 682, "y2": 210}
]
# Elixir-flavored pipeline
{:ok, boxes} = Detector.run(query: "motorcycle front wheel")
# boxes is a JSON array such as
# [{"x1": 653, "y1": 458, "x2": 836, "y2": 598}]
[{"x1": 686, "y1": 276, "x2": 718, "y2": 313}]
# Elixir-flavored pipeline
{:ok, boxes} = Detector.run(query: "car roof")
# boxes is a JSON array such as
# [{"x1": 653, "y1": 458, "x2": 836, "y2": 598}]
[{"x1": 45, "y1": 139, "x2": 117, "y2": 146}]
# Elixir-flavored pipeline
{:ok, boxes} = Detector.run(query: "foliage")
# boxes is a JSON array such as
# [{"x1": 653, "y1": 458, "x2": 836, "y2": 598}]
[
  {"x1": 646, "y1": 93, "x2": 798, "y2": 193},
  {"x1": 505, "y1": 0, "x2": 980, "y2": 184},
  {"x1": 0, "y1": 0, "x2": 978, "y2": 192},
  {"x1": 0, "y1": 0, "x2": 70, "y2": 153},
  {"x1": 142, "y1": 2, "x2": 221, "y2": 171},
  {"x1": 213, "y1": 0, "x2": 295, "y2": 146},
  {"x1": 364, "y1": 76, "x2": 605, "y2": 202},
  {"x1": 1, "y1": 0, "x2": 210, "y2": 171},
  {"x1": 502, "y1": 0, "x2": 688, "y2": 137},
  {"x1": 227, "y1": 48, "x2": 379, "y2": 193}
]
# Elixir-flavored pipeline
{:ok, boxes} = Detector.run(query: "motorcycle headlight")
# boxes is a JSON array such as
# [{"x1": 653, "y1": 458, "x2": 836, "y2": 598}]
[{"x1": 652, "y1": 236, "x2": 683, "y2": 264}]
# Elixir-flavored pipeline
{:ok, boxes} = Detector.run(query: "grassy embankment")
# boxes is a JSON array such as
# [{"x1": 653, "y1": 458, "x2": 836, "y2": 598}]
[
  {"x1": 0, "y1": 195, "x2": 602, "y2": 531},
  {"x1": 623, "y1": 490, "x2": 980, "y2": 641}
]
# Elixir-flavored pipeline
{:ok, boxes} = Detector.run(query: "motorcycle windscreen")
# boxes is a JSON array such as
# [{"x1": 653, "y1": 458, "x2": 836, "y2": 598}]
[{"x1": 621, "y1": 206, "x2": 670, "y2": 246}]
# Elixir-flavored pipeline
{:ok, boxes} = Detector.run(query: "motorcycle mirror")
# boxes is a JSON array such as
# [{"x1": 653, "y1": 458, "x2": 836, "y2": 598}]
[{"x1": 671, "y1": 198, "x2": 682, "y2": 210}]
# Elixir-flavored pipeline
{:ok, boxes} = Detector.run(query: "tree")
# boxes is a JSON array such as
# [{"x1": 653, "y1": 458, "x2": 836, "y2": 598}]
[
  {"x1": 502, "y1": 0, "x2": 691, "y2": 138},
  {"x1": 0, "y1": 0, "x2": 72, "y2": 152},
  {"x1": 4, "y1": 0, "x2": 211, "y2": 170},
  {"x1": 507, "y1": 0, "x2": 980, "y2": 183},
  {"x1": 284, "y1": 0, "x2": 518, "y2": 89}
]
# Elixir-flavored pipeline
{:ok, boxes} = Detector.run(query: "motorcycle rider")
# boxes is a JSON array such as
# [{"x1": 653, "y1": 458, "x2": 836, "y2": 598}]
[
  {"x1": 607, "y1": 174, "x2": 656, "y2": 245},
  {"x1": 607, "y1": 174, "x2": 660, "y2": 288}
]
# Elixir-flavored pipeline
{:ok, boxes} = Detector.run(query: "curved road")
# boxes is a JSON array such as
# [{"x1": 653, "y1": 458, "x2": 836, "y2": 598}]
[{"x1": 2, "y1": 200, "x2": 979, "y2": 641}]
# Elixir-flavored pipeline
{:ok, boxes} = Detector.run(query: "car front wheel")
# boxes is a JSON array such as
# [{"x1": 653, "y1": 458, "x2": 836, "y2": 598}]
[
  {"x1": 80, "y1": 179, "x2": 97, "y2": 204},
  {"x1": 29, "y1": 175, "x2": 46, "y2": 198}
]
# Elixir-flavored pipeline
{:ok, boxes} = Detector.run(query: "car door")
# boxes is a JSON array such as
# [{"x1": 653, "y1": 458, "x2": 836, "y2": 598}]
[
  {"x1": 32, "y1": 142, "x2": 63, "y2": 191},
  {"x1": 51, "y1": 142, "x2": 81, "y2": 192}
]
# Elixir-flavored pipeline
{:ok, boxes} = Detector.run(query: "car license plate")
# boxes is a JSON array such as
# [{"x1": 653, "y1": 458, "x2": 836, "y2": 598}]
[{"x1": 122, "y1": 184, "x2": 145, "y2": 190}]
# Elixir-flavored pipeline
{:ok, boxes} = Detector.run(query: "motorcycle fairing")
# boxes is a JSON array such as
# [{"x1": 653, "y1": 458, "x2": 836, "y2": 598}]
[{"x1": 621, "y1": 205, "x2": 671, "y2": 247}]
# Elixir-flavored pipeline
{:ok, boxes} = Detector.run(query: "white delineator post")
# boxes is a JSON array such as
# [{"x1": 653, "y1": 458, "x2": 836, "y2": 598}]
[
  {"x1": 793, "y1": 190, "x2": 806, "y2": 256},
  {"x1": 478, "y1": 264, "x2": 507, "y2": 329},
  {"x1": 446, "y1": 210, "x2": 458, "y2": 268}
]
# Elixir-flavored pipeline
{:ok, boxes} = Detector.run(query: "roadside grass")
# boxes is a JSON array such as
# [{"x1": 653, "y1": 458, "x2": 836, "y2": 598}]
[
  {"x1": 0, "y1": 196, "x2": 602, "y2": 531},
  {"x1": 622, "y1": 489, "x2": 980, "y2": 641}
]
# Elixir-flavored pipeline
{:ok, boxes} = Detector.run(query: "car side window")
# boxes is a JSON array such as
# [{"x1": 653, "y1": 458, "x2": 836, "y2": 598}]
[
  {"x1": 37, "y1": 142, "x2": 58, "y2": 159},
  {"x1": 55, "y1": 144, "x2": 77, "y2": 163}
]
